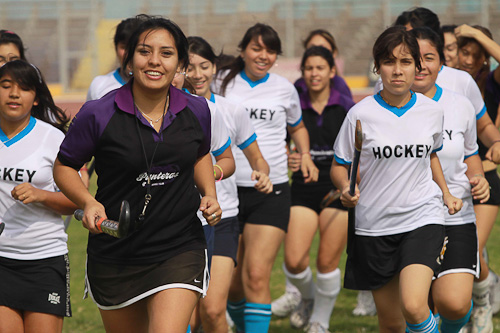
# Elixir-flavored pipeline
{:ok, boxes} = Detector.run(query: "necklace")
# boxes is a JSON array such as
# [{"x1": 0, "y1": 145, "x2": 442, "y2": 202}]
[
  {"x1": 135, "y1": 96, "x2": 169, "y2": 126},
  {"x1": 379, "y1": 91, "x2": 413, "y2": 108}
]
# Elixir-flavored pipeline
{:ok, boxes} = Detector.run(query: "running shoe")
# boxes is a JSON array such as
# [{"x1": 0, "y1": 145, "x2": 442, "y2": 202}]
[
  {"x1": 304, "y1": 322, "x2": 331, "y2": 333},
  {"x1": 471, "y1": 303, "x2": 493, "y2": 333},
  {"x1": 290, "y1": 299, "x2": 314, "y2": 329},
  {"x1": 352, "y1": 290, "x2": 377, "y2": 316},
  {"x1": 271, "y1": 291, "x2": 301, "y2": 317}
]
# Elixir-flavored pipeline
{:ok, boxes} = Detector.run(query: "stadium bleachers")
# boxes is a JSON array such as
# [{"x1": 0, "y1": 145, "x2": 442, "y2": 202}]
[{"x1": 1, "y1": 0, "x2": 500, "y2": 91}]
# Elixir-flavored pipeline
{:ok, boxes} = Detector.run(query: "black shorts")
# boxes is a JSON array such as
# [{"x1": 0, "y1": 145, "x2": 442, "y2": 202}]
[
  {"x1": 203, "y1": 225, "x2": 214, "y2": 271},
  {"x1": 344, "y1": 224, "x2": 446, "y2": 290},
  {"x1": 237, "y1": 182, "x2": 291, "y2": 232},
  {"x1": 437, "y1": 223, "x2": 479, "y2": 278},
  {"x1": 473, "y1": 170, "x2": 500, "y2": 205},
  {"x1": 213, "y1": 216, "x2": 239, "y2": 266},
  {"x1": 291, "y1": 181, "x2": 347, "y2": 214},
  {"x1": 0, "y1": 254, "x2": 71, "y2": 317},
  {"x1": 86, "y1": 249, "x2": 208, "y2": 310}
]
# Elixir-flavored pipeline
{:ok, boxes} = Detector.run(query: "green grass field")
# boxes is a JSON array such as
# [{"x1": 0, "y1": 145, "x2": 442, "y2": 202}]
[{"x1": 62, "y1": 179, "x2": 500, "y2": 332}]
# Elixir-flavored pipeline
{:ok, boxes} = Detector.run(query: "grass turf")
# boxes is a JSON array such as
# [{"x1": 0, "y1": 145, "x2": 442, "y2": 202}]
[{"x1": 62, "y1": 178, "x2": 500, "y2": 332}]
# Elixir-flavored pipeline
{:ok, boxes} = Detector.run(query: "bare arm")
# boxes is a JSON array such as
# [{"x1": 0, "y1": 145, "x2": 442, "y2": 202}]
[
  {"x1": 476, "y1": 112, "x2": 500, "y2": 163},
  {"x1": 53, "y1": 159, "x2": 105, "y2": 233},
  {"x1": 430, "y1": 153, "x2": 462, "y2": 214},
  {"x1": 213, "y1": 146, "x2": 235, "y2": 180},
  {"x1": 242, "y1": 141, "x2": 272, "y2": 193},
  {"x1": 11, "y1": 183, "x2": 78, "y2": 216},
  {"x1": 288, "y1": 121, "x2": 318, "y2": 183},
  {"x1": 464, "y1": 154, "x2": 490, "y2": 203},
  {"x1": 194, "y1": 153, "x2": 222, "y2": 225},
  {"x1": 330, "y1": 160, "x2": 359, "y2": 208}
]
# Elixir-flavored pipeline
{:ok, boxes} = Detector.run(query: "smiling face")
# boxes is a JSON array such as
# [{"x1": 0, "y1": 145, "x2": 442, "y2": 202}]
[
  {"x1": 241, "y1": 35, "x2": 277, "y2": 81},
  {"x1": 0, "y1": 74, "x2": 37, "y2": 132},
  {"x1": 0, "y1": 43, "x2": 21, "y2": 67},
  {"x1": 458, "y1": 41, "x2": 485, "y2": 76},
  {"x1": 302, "y1": 55, "x2": 335, "y2": 94},
  {"x1": 412, "y1": 39, "x2": 442, "y2": 95},
  {"x1": 443, "y1": 32, "x2": 458, "y2": 68},
  {"x1": 378, "y1": 43, "x2": 416, "y2": 99},
  {"x1": 187, "y1": 53, "x2": 216, "y2": 99},
  {"x1": 130, "y1": 28, "x2": 180, "y2": 95}
]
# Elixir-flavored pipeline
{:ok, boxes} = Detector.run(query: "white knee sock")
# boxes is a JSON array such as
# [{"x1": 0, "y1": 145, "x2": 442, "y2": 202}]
[
  {"x1": 285, "y1": 276, "x2": 300, "y2": 295},
  {"x1": 283, "y1": 264, "x2": 315, "y2": 299},
  {"x1": 309, "y1": 268, "x2": 341, "y2": 329},
  {"x1": 473, "y1": 273, "x2": 491, "y2": 307}
]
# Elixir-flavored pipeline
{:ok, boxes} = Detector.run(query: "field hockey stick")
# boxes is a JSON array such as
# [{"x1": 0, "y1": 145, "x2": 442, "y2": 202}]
[
  {"x1": 347, "y1": 120, "x2": 362, "y2": 254},
  {"x1": 73, "y1": 200, "x2": 131, "y2": 238},
  {"x1": 320, "y1": 189, "x2": 341, "y2": 210},
  {"x1": 0, "y1": 222, "x2": 4, "y2": 235},
  {"x1": 64, "y1": 160, "x2": 96, "y2": 230}
]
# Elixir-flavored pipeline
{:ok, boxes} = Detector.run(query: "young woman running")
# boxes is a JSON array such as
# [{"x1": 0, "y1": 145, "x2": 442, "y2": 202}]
[
  {"x1": 186, "y1": 35, "x2": 272, "y2": 333},
  {"x1": 277, "y1": 46, "x2": 354, "y2": 333},
  {"x1": 454, "y1": 23, "x2": 500, "y2": 332},
  {"x1": 213, "y1": 23, "x2": 318, "y2": 332},
  {"x1": 54, "y1": 16, "x2": 221, "y2": 332},
  {"x1": 331, "y1": 26, "x2": 462, "y2": 333},
  {"x1": 410, "y1": 26, "x2": 490, "y2": 333},
  {"x1": 0, "y1": 60, "x2": 77, "y2": 332}
]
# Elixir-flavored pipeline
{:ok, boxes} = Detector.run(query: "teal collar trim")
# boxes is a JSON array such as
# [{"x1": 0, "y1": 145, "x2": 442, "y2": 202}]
[
  {"x1": 374, "y1": 91, "x2": 417, "y2": 117},
  {"x1": 0, "y1": 116, "x2": 37, "y2": 147},
  {"x1": 240, "y1": 70, "x2": 270, "y2": 88}
]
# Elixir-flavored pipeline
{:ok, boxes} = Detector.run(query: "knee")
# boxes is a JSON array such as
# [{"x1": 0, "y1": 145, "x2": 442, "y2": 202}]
[
  {"x1": 401, "y1": 300, "x2": 429, "y2": 323},
  {"x1": 316, "y1": 257, "x2": 338, "y2": 273},
  {"x1": 245, "y1": 267, "x2": 268, "y2": 293},
  {"x1": 285, "y1": 254, "x2": 309, "y2": 274},
  {"x1": 201, "y1": 302, "x2": 226, "y2": 325},
  {"x1": 378, "y1": 321, "x2": 406, "y2": 333},
  {"x1": 438, "y1": 300, "x2": 472, "y2": 321}
]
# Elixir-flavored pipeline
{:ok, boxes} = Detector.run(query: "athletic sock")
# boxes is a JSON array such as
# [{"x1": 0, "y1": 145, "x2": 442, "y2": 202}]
[
  {"x1": 227, "y1": 298, "x2": 246, "y2": 332},
  {"x1": 433, "y1": 313, "x2": 440, "y2": 327},
  {"x1": 284, "y1": 276, "x2": 300, "y2": 295},
  {"x1": 283, "y1": 263, "x2": 314, "y2": 299},
  {"x1": 473, "y1": 274, "x2": 491, "y2": 307},
  {"x1": 186, "y1": 324, "x2": 191, "y2": 333},
  {"x1": 309, "y1": 268, "x2": 341, "y2": 329},
  {"x1": 406, "y1": 310, "x2": 438, "y2": 333},
  {"x1": 244, "y1": 302, "x2": 272, "y2": 333},
  {"x1": 440, "y1": 301, "x2": 473, "y2": 333}
]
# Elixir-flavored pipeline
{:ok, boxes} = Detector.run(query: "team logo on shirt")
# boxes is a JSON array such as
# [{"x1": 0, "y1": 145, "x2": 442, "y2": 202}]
[
  {"x1": 372, "y1": 144, "x2": 432, "y2": 159},
  {"x1": 246, "y1": 107, "x2": 279, "y2": 121},
  {"x1": 136, "y1": 165, "x2": 180, "y2": 187},
  {"x1": 0, "y1": 168, "x2": 36, "y2": 182}
]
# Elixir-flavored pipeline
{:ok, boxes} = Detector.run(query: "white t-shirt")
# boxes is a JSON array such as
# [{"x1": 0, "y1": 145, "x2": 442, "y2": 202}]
[
  {"x1": 214, "y1": 71, "x2": 302, "y2": 186},
  {"x1": 334, "y1": 92, "x2": 445, "y2": 236},
  {"x1": 433, "y1": 85, "x2": 478, "y2": 225},
  {"x1": 374, "y1": 65, "x2": 486, "y2": 119},
  {"x1": 197, "y1": 97, "x2": 231, "y2": 226},
  {"x1": 86, "y1": 68, "x2": 127, "y2": 101},
  {"x1": 0, "y1": 118, "x2": 68, "y2": 259}
]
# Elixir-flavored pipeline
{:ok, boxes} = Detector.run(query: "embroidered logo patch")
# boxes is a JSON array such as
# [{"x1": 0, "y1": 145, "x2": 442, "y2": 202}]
[{"x1": 48, "y1": 292, "x2": 61, "y2": 305}]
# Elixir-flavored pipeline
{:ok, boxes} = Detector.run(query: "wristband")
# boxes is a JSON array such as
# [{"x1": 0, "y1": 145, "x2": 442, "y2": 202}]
[
  {"x1": 301, "y1": 151, "x2": 311, "y2": 156},
  {"x1": 80, "y1": 167, "x2": 88, "y2": 172},
  {"x1": 214, "y1": 164, "x2": 223, "y2": 182}
]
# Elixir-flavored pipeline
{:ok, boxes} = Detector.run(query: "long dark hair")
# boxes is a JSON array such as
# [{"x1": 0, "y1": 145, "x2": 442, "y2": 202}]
[
  {"x1": 457, "y1": 25, "x2": 493, "y2": 96},
  {"x1": 303, "y1": 29, "x2": 338, "y2": 54},
  {"x1": 219, "y1": 23, "x2": 282, "y2": 96},
  {"x1": 122, "y1": 15, "x2": 189, "y2": 75},
  {"x1": 0, "y1": 60, "x2": 68, "y2": 133},
  {"x1": 300, "y1": 46, "x2": 335, "y2": 72},
  {"x1": 0, "y1": 30, "x2": 27, "y2": 61},
  {"x1": 188, "y1": 36, "x2": 218, "y2": 65}
]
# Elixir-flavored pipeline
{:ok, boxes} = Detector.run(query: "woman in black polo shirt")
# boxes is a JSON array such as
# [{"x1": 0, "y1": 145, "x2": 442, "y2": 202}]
[{"x1": 54, "y1": 16, "x2": 220, "y2": 332}]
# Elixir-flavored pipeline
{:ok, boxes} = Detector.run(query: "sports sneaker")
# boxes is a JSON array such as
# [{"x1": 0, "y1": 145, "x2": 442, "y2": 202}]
[
  {"x1": 271, "y1": 291, "x2": 301, "y2": 317},
  {"x1": 290, "y1": 299, "x2": 314, "y2": 329},
  {"x1": 471, "y1": 303, "x2": 493, "y2": 333},
  {"x1": 488, "y1": 270, "x2": 500, "y2": 315},
  {"x1": 304, "y1": 322, "x2": 331, "y2": 333},
  {"x1": 352, "y1": 290, "x2": 377, "y2": 316}
]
